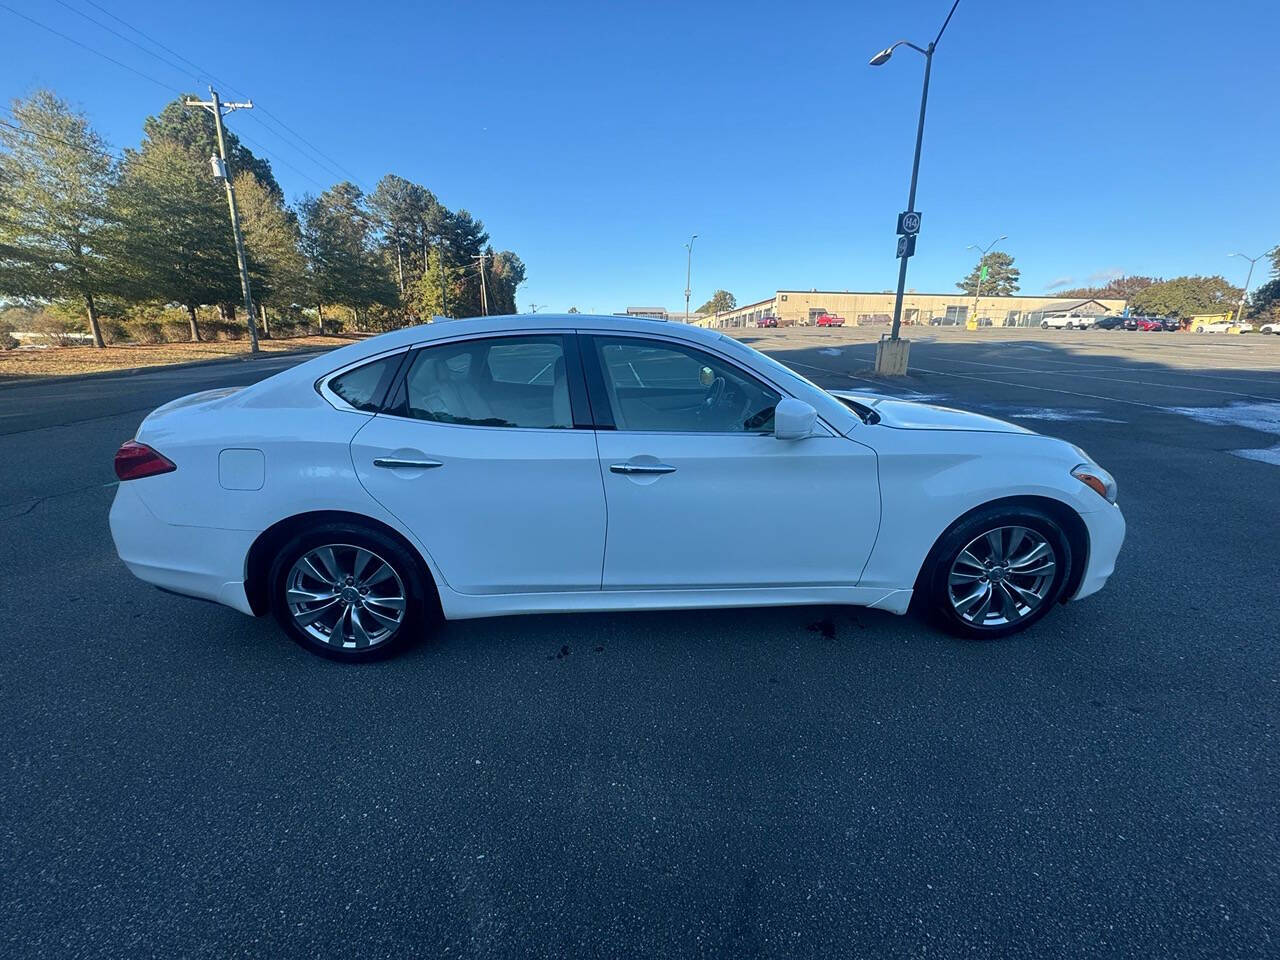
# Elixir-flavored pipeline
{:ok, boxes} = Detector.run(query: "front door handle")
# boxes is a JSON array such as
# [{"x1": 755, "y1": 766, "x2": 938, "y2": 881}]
[
  {"x1": 373, "y1": 457, "x2": 443, "y2": 469},
  {"x1": 610, "y1": 462, "x2": 677, "y2": 475}
]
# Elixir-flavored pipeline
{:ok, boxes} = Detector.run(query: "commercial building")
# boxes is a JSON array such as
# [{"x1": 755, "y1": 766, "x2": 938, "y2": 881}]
[
  {"x1": 617, "y1": 306, "x2": 707, "y2": 323},
  {"x1": 696, "y1": 292, "x2": 1127, "y2": 329}
]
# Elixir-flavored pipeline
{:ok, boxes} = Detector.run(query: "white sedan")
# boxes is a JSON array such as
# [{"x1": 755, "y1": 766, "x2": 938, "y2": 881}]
[{"x1": 110, "y1": 314, "x2": 1125, "y2": 661}]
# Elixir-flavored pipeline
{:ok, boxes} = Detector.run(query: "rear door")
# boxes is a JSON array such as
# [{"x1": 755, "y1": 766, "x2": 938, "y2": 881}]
[
  {"x1": 349, "y1": 332, "x2": 607, "y2": 595},
  {"x1": 583, "y1": 333, "x2": 881, "y2": 590}
]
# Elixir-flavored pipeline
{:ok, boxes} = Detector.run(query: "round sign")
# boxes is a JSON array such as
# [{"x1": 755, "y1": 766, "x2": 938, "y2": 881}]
[{"x1": 902, "y1": 212, "x2": 921, "y2": 235}]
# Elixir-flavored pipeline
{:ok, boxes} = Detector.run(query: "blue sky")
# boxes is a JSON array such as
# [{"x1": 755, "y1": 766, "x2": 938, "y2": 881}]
[{"x1": 2, "y1": 0, "x2": 1277, "y2": 312}]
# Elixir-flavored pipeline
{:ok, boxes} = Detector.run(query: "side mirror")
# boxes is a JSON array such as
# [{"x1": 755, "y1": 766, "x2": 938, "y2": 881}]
[{"x1": 774, "y1": 397, "x2": 817, "y2": 440}]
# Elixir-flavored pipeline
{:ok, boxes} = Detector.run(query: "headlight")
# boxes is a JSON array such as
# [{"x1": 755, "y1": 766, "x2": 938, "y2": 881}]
[{"x1": 1072, "y1": 463, "x2": 1117, "y2": 503}]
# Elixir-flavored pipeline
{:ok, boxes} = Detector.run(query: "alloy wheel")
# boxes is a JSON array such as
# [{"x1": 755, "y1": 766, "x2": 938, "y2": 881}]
[
  {"x1": 285, "y1": 544, "x2": 406, "y2": 649},
  {"x1": 947, "y1": 525, "x2": 1057, "y2": 627}
]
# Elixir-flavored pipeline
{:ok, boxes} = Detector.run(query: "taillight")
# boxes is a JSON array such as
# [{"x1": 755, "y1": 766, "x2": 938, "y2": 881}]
[{"x1": 114, "y1": 441, "x2": 176, "y2": 481}]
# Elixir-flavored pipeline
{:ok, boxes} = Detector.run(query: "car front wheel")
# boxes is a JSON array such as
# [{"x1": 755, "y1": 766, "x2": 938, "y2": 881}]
[
  {"x1": 269, "y1": 523, "x2": 429, "y2": 661},
  {"x1": 922, "y1": 506, "x2": 1072, "y2": 639}
]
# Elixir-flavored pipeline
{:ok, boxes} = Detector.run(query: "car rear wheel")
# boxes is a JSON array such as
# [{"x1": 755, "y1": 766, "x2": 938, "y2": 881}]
[
  {"x1": 1040, "y1": 321, "x2": 1049, "y2": 329},
  {"x1": 269, "y1": 523, "x2": 430, "y2": 662},
  {"x1": 922, "y1": 506, "x2": 1072, "y2": 639}
]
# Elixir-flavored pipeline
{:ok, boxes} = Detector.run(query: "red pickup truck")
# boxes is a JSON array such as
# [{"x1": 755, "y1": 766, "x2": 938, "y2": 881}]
[{"x1": 816, "y1": 313, "x2": 845, "y2": 327}]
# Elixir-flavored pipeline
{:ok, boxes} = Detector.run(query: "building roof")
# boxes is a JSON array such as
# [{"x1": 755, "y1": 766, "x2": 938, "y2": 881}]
[{"x1": 1029, "y1": 298, "x2": 1116, "y2": 313}]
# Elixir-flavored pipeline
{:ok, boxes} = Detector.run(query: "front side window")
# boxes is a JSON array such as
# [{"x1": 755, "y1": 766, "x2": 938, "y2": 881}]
[
  {"x1": 591, "y1": 336, "x2": 780, "y2": 433},
  {"x1": 398, "y1": 335, "x2": 572, "y2": 429}
]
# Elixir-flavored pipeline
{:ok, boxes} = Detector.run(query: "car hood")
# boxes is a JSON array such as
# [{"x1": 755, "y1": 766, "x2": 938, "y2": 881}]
[{"x1": 828, "y1": 390, "x2": 1033, "y2": 434}]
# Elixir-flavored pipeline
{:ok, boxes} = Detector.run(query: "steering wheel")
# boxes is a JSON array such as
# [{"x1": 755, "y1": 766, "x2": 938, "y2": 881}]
[{"x1": 703, "y1": 375, "x2": 726, "y2": 410}]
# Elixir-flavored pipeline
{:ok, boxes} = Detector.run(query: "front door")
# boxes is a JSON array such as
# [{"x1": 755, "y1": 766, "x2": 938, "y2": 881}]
[
  {"x1": 351, "y1": 333, "x2": 606, "y2": 595},
  {"x1": 584, "y1": 334, "x2": 880, "y2": 590}
]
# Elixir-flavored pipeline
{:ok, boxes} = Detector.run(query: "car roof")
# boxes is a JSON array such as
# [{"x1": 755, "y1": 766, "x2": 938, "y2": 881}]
[{"x1": 313, "y1": 313, "x2": 732, "y2": 362}]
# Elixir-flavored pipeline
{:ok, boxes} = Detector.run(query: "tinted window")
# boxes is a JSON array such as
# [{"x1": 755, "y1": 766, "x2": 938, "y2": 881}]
[
  {"x1": 400, "y1": 336, "x2": 572, "y2": 429},
  {"x1": 327, "y1": 354, "x2": 397, "y2": 411},
  {"x1": 592, "y1": 337, "x2": 780, "y2": 433}
]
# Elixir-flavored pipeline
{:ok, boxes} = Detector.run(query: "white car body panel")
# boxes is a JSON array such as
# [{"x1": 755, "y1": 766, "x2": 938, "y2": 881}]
[
  {"x1": 109, "y1": 314, "x2": 1126, "y2": 628},
  {"x1": 594, "y1": 430, "x2": 880, "y2": 589},
  {"x1": 351, "y1": 415, "x2": 607, "y2": 594}
]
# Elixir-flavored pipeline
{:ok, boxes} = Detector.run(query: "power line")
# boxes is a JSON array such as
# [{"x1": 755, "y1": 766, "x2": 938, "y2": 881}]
[
  {"x1": 3, "y1": 2, "x2": 364, "y2": 195},
  {"x1": 66, "y1": 0, "x2": 366, "y2": 188},
  {"x1": 0, "y1": 116, "x2": 123, "y2": 162},
  {"x1": 77, "y1": 0, "x2": 241, "y2": 95},
  {"x1": 0, "y1": 3, "x2": 178, "y2": 94},
  {"x1": 232, "y1": 129, "x2": 331, "y2": 192},
  {"x1": 52, "y1": 0, "x2": 203, "y2": 87},
  {"x1": 250, "y1": 106, "x2": 364, "y2": 185}
]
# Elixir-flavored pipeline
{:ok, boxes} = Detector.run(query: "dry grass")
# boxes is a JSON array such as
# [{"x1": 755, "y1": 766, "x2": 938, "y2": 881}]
[{"x1": 0, "y1": 335, "x2": 360, "y2": 380}]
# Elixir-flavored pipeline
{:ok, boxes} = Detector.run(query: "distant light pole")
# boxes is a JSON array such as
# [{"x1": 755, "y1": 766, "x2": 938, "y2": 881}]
[
  {"x1": 1228, "y1": 251, "x2": 1264, "y2": 326},
  {"x1": 870, "y1": 0, "x2": 962, "y2": 344},
  {"x1": 684, "y1": 234, "x2": 698, "y2": 323},
  {"x1": 966, "y1": 235, "x2": 1007, "y2": 325}
]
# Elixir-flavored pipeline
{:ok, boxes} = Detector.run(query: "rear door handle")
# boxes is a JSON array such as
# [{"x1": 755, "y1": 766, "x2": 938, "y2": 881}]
[
  {"x1": 610, "y1": 462, "x2": 676, "y2": 475},
  {"x1": 373, "y1": 457, "x2": 443, "y2": 469}
]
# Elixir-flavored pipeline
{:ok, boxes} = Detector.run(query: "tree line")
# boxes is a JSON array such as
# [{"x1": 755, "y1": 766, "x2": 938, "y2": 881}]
[
  {"x1": 959, "y1": 249, "x2": 1280, "y2": 321},
  {"x1": 0, "y1": 91, "x2": 525, "y2": 347}
]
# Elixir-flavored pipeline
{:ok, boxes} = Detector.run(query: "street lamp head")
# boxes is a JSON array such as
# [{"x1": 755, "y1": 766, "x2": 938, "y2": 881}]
[{"x1": 869, "y1": 47, "x2": 895, "y2": 66}]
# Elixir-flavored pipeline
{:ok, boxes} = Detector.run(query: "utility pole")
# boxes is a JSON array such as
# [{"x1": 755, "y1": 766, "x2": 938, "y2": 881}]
[
  {"x1": 437, "y1": 238, "x2": 450, "y2": 318},
  {"x1": 1228, "y1": 251, "x2": 1264, "y2": 327},
  {"x1": 966, "y1": 235, "x2": 1006, "y2": 327},
  {"x1": 185, "y1": 88, "x2": 259, "y2": 352},
  {"x1": 474, "y1": 252, "x2": 490, "y2": 315},
  {"x1": 684, "y1": 234, "x2": 698, "y2": 323}
]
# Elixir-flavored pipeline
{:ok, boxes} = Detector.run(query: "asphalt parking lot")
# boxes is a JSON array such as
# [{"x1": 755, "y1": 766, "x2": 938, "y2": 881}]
[{"x1": 2, "y1": 327, "x2": 1277, "y2": 958}]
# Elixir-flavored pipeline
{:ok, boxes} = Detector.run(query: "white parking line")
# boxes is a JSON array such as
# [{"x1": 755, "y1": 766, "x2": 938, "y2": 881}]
[
  {"x1": 906, "y1": 364, "x2": 1166, "y2": 409},
  {"x1": 913, "y1": 355, "x2": 1280, "y2": 402},
  {"x1": 781, "y1": 359, "x2": 936, "y2": 398}
]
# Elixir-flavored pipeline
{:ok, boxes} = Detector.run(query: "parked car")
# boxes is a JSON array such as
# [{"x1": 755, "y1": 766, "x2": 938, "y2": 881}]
[
  {"x1": 1092, "y1": 316, "x2": 1126, "y2": 330},
  {"x1": 1159, "y1": 317, "x2": 1182, "y2": 332},
  {"x1": 110, "y1": 314, "x2": 1125, "y2": 662},
  {"x1": 1041, "y1": 314, "x2": 1096, "y2": 330},
  {"x1": 815, "y1": 313, "x2": 845, "y2": 327},
  {"x1": 1134, "y1": 317, "x2": 1166, "y2": 331},
  {"x1": 755, "y1": 316, "x2": 778, "y2": 328},
  {"x1": 1193, "y1": 318, "x2": 1241, "y2": 333},
  {"x1": 1260, "y1": 322, "x2": 1278, "y2": 335}
]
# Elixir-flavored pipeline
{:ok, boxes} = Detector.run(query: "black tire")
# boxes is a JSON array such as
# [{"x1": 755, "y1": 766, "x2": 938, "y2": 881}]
[
  {"x1": 1040, "y1": 321, "x2": 1049, "y2": 329},
  {"x1": 920, "y1": 505, "x2": 1073, "y2": 640},
  {"x1": 269, "y1": 522, "x2": 432, "y2": 662}
]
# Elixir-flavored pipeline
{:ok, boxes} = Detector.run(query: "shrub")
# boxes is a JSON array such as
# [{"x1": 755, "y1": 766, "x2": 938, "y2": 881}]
[
  {"x1": 0, "y1": 319, "x2": 18, "y2": 350},
  {"x1": 101, "y1": 320, "x2": 130, "y2": 345},
  {"x1": 125, "y1": 319, "x2": 167, "y2": 344},
  {"x1": 31, "y1": 310, "x2": 87, "y2": 346}
]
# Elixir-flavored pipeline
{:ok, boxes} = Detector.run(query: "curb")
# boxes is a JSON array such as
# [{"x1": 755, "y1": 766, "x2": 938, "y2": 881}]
[{"x1": 0, "y1": 344, "x2": 338, "y2": 390}]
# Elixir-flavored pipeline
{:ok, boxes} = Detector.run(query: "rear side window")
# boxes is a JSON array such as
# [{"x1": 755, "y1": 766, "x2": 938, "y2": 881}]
[
  {"x1": 327, "y1": 354, "x2": 399, "y2": 411},
  {"x1": 398, "y1": 335, "x2": 573, "y2": 429}
]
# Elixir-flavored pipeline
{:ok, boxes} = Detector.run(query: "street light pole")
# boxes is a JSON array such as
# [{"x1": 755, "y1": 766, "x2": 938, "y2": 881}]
[
  {"x1": 1228, "y1": 251, "x2": 1264, "y2": 327},
  {"x1": 684, "y1": 234, "x2": 698, "y2": 323},
  {"x1": 871, "y1": 0, "x2": 961, "y2": 344},
  {"x1": 966, "y1": 234, "x2": 1007, "y2": 326}
]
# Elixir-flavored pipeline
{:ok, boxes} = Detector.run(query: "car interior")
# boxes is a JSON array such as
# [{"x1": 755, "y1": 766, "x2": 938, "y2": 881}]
[{"x1": 401, "y1": 337, "x2": 572, "y2": 429}]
